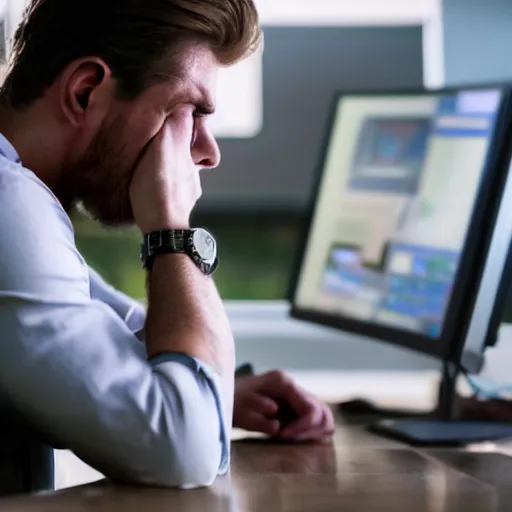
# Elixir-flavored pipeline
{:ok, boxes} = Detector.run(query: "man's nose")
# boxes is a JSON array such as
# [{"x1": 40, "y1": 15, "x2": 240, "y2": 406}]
[{"x1": 192, "y1": 125, "x2": 221, "y2": 169}]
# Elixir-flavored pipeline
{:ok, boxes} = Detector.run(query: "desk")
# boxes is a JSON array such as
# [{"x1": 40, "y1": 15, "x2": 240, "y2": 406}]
[{"x1": 2, "y1": 413, "x2": 512, "y2": 512}]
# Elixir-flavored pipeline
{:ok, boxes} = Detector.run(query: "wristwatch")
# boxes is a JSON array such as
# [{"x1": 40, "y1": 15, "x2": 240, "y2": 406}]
[{"x1": 140, "y1": 228, "x2": 219, "y2": 275}]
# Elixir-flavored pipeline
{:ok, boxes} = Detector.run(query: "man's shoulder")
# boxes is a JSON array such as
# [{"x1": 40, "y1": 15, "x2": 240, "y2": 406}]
[
  {"x1": 0, "y1": 158, "x2": 73, "y2": 237},
  {"x1": 0, "y1": 158, "x2": 89, "y2": 296}
]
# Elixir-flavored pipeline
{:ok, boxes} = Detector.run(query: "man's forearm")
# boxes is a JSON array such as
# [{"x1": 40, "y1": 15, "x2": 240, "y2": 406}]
[{"x1": 144, "y1": 253, "x2": 235, "y2": 408}]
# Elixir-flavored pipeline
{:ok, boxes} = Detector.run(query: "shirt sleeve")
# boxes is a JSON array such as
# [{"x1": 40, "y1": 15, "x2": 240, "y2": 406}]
[
  {"x1": 88, "y1": 265, "x2": 147, "y2": 336},
  {"x1": 0, "y1": 168, "x2": 230, "y2": 487}
]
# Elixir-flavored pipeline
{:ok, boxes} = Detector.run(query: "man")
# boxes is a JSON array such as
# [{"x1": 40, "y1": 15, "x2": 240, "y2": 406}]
[{"x1": 0, "y1": 0, "x2": 334, "y2": 490}]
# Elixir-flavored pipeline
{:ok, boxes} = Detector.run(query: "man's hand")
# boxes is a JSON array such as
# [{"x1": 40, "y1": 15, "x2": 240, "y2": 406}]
[
  {"x1": 129, "y1": 123, "x2": 200, "y2": 232},
  {"x1": 128, "y1": 120, "x2": 235, "y2": 429},
  {"x1": 233, "y1": 371, "x2": 335, "y2": 442}
]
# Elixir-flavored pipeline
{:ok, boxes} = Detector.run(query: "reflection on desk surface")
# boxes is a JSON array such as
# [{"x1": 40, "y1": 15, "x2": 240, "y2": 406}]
[{"x1": 3, "y1": 415, "x2": 512, "y2": 512}]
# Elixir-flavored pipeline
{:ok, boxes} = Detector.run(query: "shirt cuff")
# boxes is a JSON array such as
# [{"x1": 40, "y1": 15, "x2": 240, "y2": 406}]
[{"x1": 149, "y1": 352, "x2": 229, "y2": 474}]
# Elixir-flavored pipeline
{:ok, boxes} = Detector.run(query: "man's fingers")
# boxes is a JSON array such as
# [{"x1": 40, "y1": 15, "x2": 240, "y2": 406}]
[
  {"x1": 261, "y1": 371, "x2": 311, "y2": 414},
  {"x1": 294, "y1": 427, "x2": 333, "y2": 443},
  {"x1": 278, "y1": 404, "x2": 323, "y2": 440},
  {"x1": 241, "y1": 412, "x2": 280, "y2": 436},
  {"x1": 252, "y1": 371, "x2": 335, "y2": 441},
  {"x1": 278, "y1": 402, "x2": 335, "y2": 441},
  {"x1": 147, "y1": 123, "x2": 172, "y2": 168},
  {"x1": 321, "y1": 404, "x2": 335, "y2": 435},
  {"x1": 244, "y1": 392, "x2": 279, "y2": 417}
]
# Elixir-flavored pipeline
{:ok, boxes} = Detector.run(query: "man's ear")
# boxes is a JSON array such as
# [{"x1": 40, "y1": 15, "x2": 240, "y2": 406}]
[{"x1": 59, "y1": 57, "x2": 113, "y2": 127}]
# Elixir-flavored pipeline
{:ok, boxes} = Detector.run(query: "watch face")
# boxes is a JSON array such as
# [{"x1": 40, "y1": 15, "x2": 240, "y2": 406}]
[{"x1": 192, "y1": 228, "x2": 217, "y2": 264}]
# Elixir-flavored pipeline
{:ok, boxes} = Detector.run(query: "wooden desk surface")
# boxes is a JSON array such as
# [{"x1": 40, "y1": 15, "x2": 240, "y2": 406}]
[{"x1": 2, "y1": 414, "x2": 512, "y2": 512}]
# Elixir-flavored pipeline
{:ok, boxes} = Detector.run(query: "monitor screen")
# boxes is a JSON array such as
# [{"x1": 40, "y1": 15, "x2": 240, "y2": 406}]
[{"x1": 293, "y1": 88, "x2": 505, "y2": 340}]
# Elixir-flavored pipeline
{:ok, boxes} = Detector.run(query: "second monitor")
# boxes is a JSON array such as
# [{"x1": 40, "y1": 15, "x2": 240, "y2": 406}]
[{"x1": 290, "y1": 85, "x2": 512, "y2": 443}]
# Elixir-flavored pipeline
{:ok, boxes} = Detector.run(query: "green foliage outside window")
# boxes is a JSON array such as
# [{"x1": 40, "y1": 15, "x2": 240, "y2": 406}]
[
  {"x1": 72, "y1": 210, "x2": 512, "y2": 323},
  {"x1": 72, "y1": 212, "x2": 303, "y2": 301}
]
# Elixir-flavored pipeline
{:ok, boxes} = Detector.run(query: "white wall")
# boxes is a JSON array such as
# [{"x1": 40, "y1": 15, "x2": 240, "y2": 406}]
[
  {"x1": 443, "y1": 0, "x2": 512, "y2": 85},
  {"x1": 257, "y1": 0, "x2": 444, "y2": 89},
  {"x1": 5, "y1": 0, "x2": 26, "y2": 42}
]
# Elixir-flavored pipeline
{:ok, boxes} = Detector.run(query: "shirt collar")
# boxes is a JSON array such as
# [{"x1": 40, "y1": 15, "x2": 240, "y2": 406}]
[{"x1": 0, "y1": 133, "x2": 21, "y2": 164}]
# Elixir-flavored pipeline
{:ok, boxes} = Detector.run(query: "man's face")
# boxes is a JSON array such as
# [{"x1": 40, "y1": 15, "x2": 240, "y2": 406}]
[{"x1": 67, "y1": 44, "x2": 220, "y2": 227}]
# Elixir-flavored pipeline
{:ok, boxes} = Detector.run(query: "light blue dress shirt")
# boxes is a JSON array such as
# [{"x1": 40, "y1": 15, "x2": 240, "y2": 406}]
[{"x1": 0, "y1": 134, "x2": 230, "y2": 488}]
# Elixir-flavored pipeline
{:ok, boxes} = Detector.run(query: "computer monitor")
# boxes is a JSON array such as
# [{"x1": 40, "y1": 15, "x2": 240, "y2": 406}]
[{"x1": 289, "y1": 85, "x2": 512, "y2": 444}]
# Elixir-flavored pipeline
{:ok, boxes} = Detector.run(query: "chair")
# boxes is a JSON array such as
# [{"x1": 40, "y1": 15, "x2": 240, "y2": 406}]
[{"x1": 0, "y1": 407, "x2": 54, "y2": 495}]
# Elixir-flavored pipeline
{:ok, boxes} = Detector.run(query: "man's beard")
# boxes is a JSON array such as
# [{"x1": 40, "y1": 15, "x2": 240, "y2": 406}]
[{"x1": 65, "y1": 115, "x2": 139, "y2": 227}]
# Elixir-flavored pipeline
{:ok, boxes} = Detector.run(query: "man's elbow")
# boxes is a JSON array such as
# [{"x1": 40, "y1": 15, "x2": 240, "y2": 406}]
[
  {"x1": 140, "y1": 420, "x2": 224, "y2": 489},
  {"x1": 106, "y1": 365, "x2": 229, "y2": 489},
  {"x1": 93, "y1": 421, "x2": 224, "y2": 490},
  {"x1": 168, "y1": 462, "x2": 219, "y2": 490}
]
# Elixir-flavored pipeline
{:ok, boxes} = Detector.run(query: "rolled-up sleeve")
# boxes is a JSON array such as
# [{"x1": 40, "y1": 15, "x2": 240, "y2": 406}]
[{"x1": 0, "y1": 166, "x2": 229, "y2": 488}]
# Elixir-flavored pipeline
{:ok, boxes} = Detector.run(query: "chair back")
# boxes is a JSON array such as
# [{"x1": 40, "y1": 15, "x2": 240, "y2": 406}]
[{"x1": 0, "y1": 405, "x2": 54, "y2": 495}]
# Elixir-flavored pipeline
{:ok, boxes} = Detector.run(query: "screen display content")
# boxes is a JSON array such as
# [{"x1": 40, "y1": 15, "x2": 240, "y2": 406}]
[{"x1": 294, "y1": 89, "x2": 503, "y2": 338}]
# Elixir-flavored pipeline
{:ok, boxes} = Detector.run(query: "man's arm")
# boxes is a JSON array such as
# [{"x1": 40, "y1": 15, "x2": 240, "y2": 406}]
[
  {"x1": 146, "y1": 254, "x2": 235, "y2": 413},
  {"x1": 88, "y1": 265, "x2": 146, "y2": 336},
  {"x1": 0, "y1": 167, "x2": 229, "y2": 488},
  {"x1": 130, "y1": 125, "x2": 236, "y2": 427},
  {"x1": 89, "y1": 260, "x2": 334, "y2": 443},
  {"x1": 90, "y1": 264, "x2": 236, "y2": 417}
]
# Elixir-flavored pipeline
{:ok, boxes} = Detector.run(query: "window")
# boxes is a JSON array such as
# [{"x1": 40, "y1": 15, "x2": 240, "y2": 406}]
[
  {"x1": 212, "y1": 49, "x2": 263, "y2": 138},
  {"x1": 73, "y1": 212, "x2": 303, "y2": 300}
]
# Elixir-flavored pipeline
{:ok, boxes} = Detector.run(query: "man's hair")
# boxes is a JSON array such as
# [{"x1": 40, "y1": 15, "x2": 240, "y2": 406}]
[{"x1": 0, "y1": 0, "x2": 261, "y2": 109}]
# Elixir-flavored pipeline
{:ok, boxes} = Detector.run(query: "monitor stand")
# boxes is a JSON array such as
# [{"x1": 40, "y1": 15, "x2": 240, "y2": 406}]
[{"x1": 366, "y1": 362, "x2": 512, "y2": 446}]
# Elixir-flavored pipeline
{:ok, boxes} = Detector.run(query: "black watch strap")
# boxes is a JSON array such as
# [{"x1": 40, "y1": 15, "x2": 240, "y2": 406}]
[
  {"x1": 141, "y1": 230, "x2": 188, "y2": 270},
  {"x1": 140, "y1": 228, "x2": 219, "y2": 276}
]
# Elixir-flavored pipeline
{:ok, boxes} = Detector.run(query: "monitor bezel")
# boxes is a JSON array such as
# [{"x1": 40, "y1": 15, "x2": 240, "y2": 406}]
[
  {"x1": 288, "y1": 84, "x2": 512, "y2": 365},
  {"x1": 456, "y1": 117, "x2": 512, "y2": 373}
]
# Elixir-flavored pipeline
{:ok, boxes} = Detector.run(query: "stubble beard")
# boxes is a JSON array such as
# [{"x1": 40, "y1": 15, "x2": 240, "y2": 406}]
[{"x1": 66, "y1": 115, "x2": 138, "y2": 228}]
